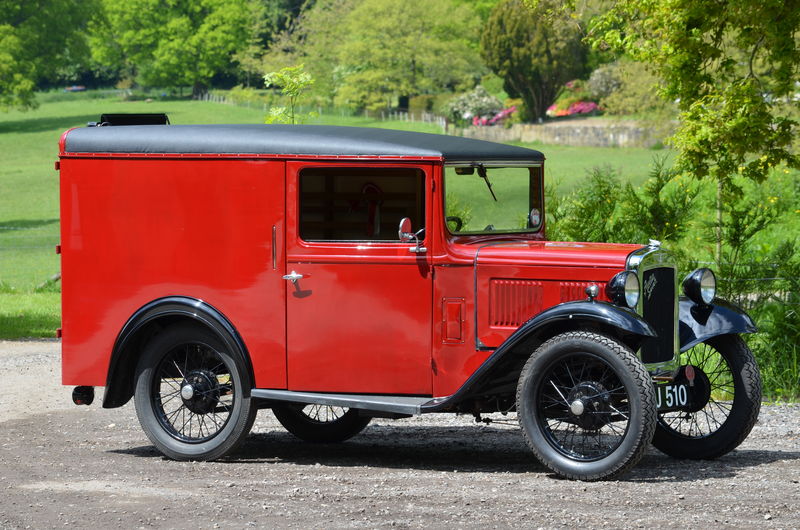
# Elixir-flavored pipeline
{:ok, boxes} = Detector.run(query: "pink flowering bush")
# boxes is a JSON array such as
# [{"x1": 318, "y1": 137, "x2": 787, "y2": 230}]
[
  {"x1": 472, "y1": 105, "x2": 517, "y2": 126},
  {"x1": 546, "y1": 79, "x2": 600, "y2": 118}
]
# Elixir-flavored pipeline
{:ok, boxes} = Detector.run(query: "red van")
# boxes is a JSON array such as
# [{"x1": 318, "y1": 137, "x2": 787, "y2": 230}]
[{"x1": 58, "y1": 116, "x2": 760, "y2": 480}]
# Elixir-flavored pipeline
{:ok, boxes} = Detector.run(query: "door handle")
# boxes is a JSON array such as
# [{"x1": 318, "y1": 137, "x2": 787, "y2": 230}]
[{"x1": 282, "y1": 271, "x2": 306, "y2": 284}]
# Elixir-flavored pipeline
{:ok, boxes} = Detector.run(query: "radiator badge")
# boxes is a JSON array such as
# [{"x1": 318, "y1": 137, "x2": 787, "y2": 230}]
[{"x1": 644, "y1": 274, "x2": 658, "y2": 299}]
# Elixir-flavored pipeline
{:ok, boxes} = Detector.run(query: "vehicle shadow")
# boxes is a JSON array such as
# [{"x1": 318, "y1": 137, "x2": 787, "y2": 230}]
[
  {"x1": 0, "y1": 114, "x2": 99, "y2": 134},
  {"x1": 111, "y1": 424, "x2": 800, "y2": 481},
  {"x1": 0, "y1": 218, "x2": 59, "y2": 231}
]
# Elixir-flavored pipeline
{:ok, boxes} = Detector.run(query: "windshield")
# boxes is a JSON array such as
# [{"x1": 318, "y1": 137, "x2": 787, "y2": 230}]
[{"x1": 444, "y1": 165, "x2": 543, "y2": 235}]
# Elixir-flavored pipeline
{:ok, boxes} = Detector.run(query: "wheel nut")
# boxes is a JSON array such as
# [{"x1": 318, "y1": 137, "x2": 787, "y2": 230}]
[{"x1": 570, "y1": 400, "x2": 585, "y2": 416}]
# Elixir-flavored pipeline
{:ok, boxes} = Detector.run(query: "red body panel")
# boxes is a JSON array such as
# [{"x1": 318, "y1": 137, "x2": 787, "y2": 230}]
[{"x1": 60, "y1": 157, "x2": 287, "y2": 388}]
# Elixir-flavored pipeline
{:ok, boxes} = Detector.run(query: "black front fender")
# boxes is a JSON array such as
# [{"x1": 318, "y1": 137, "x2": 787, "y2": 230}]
[
  {"x1": 423, "y1": 300, "x2": 655, "y2": 412},
  {"x1": 679, "y1": 297, "x2": 757, "y2": 352}
]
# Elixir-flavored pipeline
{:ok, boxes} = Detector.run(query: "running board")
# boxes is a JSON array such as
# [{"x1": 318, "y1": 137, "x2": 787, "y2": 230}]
[{"x1": 251, "y1": 389, "x2": 433, "y2": 415}]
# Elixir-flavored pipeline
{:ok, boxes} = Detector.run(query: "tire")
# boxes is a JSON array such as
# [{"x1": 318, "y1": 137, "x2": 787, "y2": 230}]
[
  {"x1": 652, "y1": 334, "x2": 761, "y2": 459},
  {"x1": 134, "y1": 323, "x2": 257, "y2": 460},
  {"x1": 272, "y1": 404, "x2": 371, "y2": 443},
  {"x1": 516, "y1": 331, "x2": 657, "y2": 481}
]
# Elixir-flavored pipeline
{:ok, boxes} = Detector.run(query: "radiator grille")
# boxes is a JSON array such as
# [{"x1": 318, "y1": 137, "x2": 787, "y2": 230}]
[
  {"x1": 640, "y1": 267, "x2": 676, "y2": 363},
  {"x1": 490, "y1": 279, "x2": 543, "y2": 327}
]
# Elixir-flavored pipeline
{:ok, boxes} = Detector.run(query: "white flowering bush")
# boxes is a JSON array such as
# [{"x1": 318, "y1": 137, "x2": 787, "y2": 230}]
[{"x1": 443, "y1": 86, "x2": 503, "y2": 126}]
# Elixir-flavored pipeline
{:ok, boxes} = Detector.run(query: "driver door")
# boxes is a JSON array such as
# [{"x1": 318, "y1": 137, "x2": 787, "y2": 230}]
[{"x1": 284, "y1": 162, "x2": 433, "y2": 395}]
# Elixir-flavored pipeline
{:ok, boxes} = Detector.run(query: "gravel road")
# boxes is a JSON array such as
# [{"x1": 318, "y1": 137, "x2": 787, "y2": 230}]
[{"x1": 1, "y1": 340, "x2": 798, "y2": 529}]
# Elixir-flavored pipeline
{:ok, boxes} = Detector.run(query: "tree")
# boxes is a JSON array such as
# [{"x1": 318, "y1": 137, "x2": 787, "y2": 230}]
[
  {"x1": 261, "y1": 0, "x2": 358, "y2": 104},
  {"x1": 90, "y1": 0, "x2": 250, "y2": 96},
  {"x1": 332, "y1": 0, "x2": 484, "y2": 110},
  {"x1": 0, "y1": 0, "x2": 96, "y2": 110},
  {"x1": 337, "y1": 0, "x2": 483, "y2": 109},
  {"x1": 233, "y1": 0, "x2": 306, "y2": 87},
  {"x1": 481, "y1": 0, "x2": 587, "y2": 121},
  {"x1": 263, "y1": 64, "x2": 315, "y2": 124},
  {"x1": 264, "y1": 0, "x2": 483, "y2": 110},
  {"x1": 584, "y1": 0, "x2": 800, "y2": 260}
]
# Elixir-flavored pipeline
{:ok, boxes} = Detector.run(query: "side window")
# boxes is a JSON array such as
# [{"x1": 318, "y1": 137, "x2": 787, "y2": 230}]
[{"x1": 299, "y1": 167, "x2": 425, "y2": 242}]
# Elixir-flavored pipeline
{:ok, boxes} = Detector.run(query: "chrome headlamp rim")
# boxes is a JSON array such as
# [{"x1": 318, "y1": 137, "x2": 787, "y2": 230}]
[
  {"x1": 605, "y1": 270, "x2": 640, "y2": 309},
  {"x1": 683, "y1": 268, "x2": 716, "y2": 305}
]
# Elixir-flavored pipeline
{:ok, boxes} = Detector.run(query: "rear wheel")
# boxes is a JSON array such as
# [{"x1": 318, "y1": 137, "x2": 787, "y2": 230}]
[
  {"x1": 134, "y1": 323, "x2": 257, "y2": 460},
  {"x1": 516, "y1": 331, "x2": 657, "y2": 481},
  {"x1": 652, "y1": 334, "x2": 761, "y2": 459},
  {"x1": 273, "y1": 404, "x2": 371, "y2": 443}
]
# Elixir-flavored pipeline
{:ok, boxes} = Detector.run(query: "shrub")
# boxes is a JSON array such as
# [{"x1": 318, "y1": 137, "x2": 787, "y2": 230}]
[
  {"x1": 617, "y1": 157, "x2": 701, "y2": 245},
  {"x1": 587, "y1": 64, "x2": 622, "y2": 101},
  {"x1": 547, "y1": 166, "x2": 626, "y2": 242},
  {"x1": 599, "y1": 60, "x2": 674, "y2": 119},
  {"x1": 443, "y1": 86, "x2": 503, "y2": 126},
  {"x1": 546, "y1": 79, "x2": 598, "y2": 118}
]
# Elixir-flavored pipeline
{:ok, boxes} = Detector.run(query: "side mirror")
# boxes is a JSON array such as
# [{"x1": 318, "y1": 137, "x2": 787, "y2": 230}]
[
  {"x1": 398, "y1": 217, "x2": 415, "y2": 242},
  {"x1": 397, "y1": 217, "x2": 426, "y2": 254}
]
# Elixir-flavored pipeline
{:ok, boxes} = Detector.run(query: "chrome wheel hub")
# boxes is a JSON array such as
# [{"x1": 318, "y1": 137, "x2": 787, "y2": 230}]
[{"x1": 181, "y1": 384, "x2": 195, "y2": 400}]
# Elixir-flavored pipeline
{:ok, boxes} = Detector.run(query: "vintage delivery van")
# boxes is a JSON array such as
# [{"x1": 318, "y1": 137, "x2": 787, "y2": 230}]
[{"x1": 58, "y1": 115, "x2": 761, "y2": 480}]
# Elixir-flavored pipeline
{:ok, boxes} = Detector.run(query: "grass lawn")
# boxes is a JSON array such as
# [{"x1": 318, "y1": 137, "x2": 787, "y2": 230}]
[
  {"x1": 0, "y1": 93, "x2": 665, "y2": 338},
  {"x1": 0, "y1": 293, "x2": 60, "y2": 339}
]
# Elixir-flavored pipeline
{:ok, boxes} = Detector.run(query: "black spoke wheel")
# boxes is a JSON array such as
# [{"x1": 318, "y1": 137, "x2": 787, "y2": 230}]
[
  {"x1": 517, "y1": 332, "x2": 656, "y2": 481},
  {"x1": 652, "y1": 334, "x2": 761, "y2": 459},
  {"x1": 273, "y1": 403, "x2": 371, "y2": 443},
  {"x1": 134, "y1": 324, "x2": 257, "y2": 460}
]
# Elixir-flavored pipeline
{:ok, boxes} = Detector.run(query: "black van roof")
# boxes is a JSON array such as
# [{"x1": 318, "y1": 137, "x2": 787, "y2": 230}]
[{"x1": 62, "y1": 124, "x2": 545, "y2": 163}]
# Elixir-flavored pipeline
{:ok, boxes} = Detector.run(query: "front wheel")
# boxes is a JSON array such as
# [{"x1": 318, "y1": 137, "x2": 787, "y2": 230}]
[
  {"x1": 652, "y1": 334, "x2": 761, "y2": 459},
  {"x1": 273, "y1": 404, "x2": 371, "y2": 443},
  {"x1": 516, "y1": 331, "x2": 657, "y2": 481},
  {"x1": 134, "y1": 323, "x2": 257, "y2": 460}
]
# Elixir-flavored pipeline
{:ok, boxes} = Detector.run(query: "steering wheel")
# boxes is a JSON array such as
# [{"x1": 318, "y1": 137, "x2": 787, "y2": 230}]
[{"x1": 446, "y1": 216, "x2": 463, "y2": 232}]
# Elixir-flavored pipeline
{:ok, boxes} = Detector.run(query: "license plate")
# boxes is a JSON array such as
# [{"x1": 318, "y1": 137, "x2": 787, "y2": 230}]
[{"x1": 655, "y1": 383, "x2": 689, "y2": 411}]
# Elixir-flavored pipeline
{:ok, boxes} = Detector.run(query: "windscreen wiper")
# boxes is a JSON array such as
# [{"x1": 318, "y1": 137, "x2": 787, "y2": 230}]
[{"x1": 477, "y1": 165, "x2": 498, "y2": 202}]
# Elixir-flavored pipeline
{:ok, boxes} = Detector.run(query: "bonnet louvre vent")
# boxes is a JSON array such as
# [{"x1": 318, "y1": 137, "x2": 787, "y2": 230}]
[
  {"x1": 559, "y1": 281, "x2": 608, "y2": 303},
  {"x1": 489, "y1": 279, "x2": 543, "y2": 327}
]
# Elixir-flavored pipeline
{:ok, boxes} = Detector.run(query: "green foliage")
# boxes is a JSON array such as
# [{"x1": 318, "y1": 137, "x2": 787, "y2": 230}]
[
  {"x1": 264, "y1": 64, "x2": 315, "y2": 124},
  {"x1": 596, "y1": 60, "x2": 675, "y2": 121},
  {"x1": 333, "y1": 0, "x2": 484, "y2": 110},
  {"x1": 481, "y1": 0, "x2": 587, "y2": 121},
  {"x1": 586, "y1": 64, "x2": 621, "y2": 101},
  {"x1": 588, "y1": 0, "x2": 800, "y2": 189},
  {"x1": 453, "y1": 0, "x2": 503, "y2": 20},
  {"x1": 617, "y1": 158, "x2": 700, "y2": 244},
  {"x1": 267, "y1": 0, "x2": 483, "y2": 111},
  {"x1": 720, "y1": 241, "x2": 800, "y2": 399},
  {"x1": 233, "y1": 0, "x2": 305, "y2": 87},
  {"x1": 0, "y1": 0, "x2": 96, "y2": 110},
  {"x1": 227, "y1": 85, "x2": 269, "y2": 106},
  {"x1": 548, "y1": 166, "x2": 624, "y2": 242},
  {"x1": 443, "y1": 86, "x2": 503, "y2": 125},
  {"x1": 90, "y1": 0, "x2": 250, "y2": 95},
  {"x1": 445, "y1": 193, "x2": 474, "y2": 232},
  {"x1": 708, "y1": 179, "x2": 785, "y2": 301},
  {"x1": 549, "y1": 79, "x2": 593, "y2": 114},
  {"x1": 262, "y1": 0, "x2": 358, "y2": 105}
]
